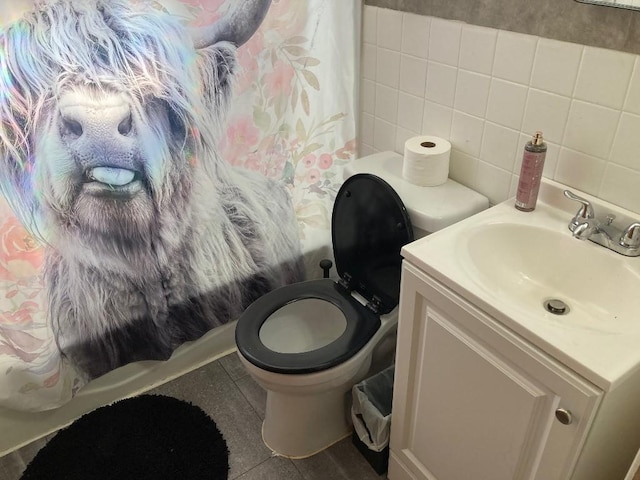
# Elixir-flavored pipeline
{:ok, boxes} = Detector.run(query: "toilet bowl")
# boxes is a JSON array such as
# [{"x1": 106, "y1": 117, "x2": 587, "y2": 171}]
[{"x1": 235, "y1": 151, "x2": 489, "y2": 458}]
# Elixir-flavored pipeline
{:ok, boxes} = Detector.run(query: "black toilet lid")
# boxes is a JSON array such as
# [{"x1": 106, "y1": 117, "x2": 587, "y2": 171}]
[{"x1": 332, "y1": 174, "x2": 413, "y2": 314}]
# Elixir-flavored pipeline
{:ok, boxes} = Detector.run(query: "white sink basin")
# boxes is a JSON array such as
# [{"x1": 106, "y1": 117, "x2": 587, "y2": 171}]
[
  {"x1": 401, "y1": 179, "x2": 640, "y2": 389},
  {"x1": 462, "y1": 223, "x2": 640, "y2": 328}
]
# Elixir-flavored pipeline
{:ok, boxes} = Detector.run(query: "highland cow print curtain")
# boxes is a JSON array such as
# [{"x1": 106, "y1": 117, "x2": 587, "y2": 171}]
[{"x1": 0, "y1": 0, "x2": 358, "y2": 411}]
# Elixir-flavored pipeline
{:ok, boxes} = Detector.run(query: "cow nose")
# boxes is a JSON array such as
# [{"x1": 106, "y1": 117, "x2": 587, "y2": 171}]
[{"x1": 59, "y1": 101, "x2": 133, "y2": 140}]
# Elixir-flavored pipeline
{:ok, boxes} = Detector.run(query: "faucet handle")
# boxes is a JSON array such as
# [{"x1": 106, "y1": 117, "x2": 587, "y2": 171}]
[
  {"x1": 620, "y1": 222, "x2": 640, "y2": 249},
  {"x1": 563, "y1": 190, "x2": 595, "y2": 230}
]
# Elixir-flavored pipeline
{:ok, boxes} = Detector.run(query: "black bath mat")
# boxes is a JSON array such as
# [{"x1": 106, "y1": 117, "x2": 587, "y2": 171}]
[{"x1": 21, "y1": 394, "x2": 229, "y2": 479}]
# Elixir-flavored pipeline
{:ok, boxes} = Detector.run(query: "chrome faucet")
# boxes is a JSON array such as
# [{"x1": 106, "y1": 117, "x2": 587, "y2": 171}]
[{"x1": 564, "y1": 190, "x2": 640, "y2": 257}]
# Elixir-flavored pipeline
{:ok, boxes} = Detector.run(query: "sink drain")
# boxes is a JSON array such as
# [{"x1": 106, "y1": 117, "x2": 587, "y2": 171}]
[{"x1": 544, "y1": 299, "x2": 570, "y2": 315}]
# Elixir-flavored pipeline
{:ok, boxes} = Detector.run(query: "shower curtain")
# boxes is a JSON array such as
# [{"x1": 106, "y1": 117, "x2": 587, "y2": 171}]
[{"x1": 0, "y1": 0, "x2": 359, "y2": 412}]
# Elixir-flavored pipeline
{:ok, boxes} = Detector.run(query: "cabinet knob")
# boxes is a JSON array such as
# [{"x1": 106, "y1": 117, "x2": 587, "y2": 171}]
[{"x1": 555, "y1": 408, "x2": 573, "y2": 425}]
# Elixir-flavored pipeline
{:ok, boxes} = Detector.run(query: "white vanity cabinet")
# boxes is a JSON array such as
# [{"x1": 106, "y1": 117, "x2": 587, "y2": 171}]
[{"x1": 388, "y1": 262, "x2": 607, "y2": 480}]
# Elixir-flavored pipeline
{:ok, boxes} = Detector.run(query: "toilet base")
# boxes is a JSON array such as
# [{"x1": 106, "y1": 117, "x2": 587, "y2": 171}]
[{"x1": 261, "y1": 387, "x2": 354, "y2": 458}]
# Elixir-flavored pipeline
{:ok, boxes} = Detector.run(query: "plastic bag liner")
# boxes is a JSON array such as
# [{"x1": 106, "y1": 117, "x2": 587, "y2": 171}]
[{"x1": 351, "y1": 365, "x2": 395, "y2": 452}]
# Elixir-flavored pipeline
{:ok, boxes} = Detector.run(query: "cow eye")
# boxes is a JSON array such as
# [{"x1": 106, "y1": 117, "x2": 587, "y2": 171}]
[{"x1": 167, "y1": 105, "x2": 186, "y2": 140}]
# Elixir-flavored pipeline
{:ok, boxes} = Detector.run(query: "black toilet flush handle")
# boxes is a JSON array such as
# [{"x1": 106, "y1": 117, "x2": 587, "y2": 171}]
[{"x1": 319, "y1": 259, "x2": 333, "y2": 278}]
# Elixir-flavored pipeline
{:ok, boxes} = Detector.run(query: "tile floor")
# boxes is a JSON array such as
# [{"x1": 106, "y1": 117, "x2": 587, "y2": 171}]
[{"x1": 0, "y1": 352, "x2": 387, "y2": 479}]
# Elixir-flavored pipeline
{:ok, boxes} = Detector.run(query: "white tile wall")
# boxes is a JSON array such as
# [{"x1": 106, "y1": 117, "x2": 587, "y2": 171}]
[{"x1": 359, "y1": 6, "x2": 640, "y2": 214}]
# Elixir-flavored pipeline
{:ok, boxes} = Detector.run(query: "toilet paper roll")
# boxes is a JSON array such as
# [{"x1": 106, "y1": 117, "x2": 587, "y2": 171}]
[{"x1": 402, "y1": 136, "x2": 451, "y2": 186}]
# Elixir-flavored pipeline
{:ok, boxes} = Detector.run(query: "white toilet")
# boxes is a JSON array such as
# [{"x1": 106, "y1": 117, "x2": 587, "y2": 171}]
[{"x1": 235, "y1": 151, "x2": 488, "y2": 458}]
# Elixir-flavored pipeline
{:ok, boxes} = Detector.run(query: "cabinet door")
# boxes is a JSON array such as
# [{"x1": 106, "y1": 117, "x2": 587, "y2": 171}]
[{"x1": 389, "y1": 264, "x2": 602, "y2": 480}]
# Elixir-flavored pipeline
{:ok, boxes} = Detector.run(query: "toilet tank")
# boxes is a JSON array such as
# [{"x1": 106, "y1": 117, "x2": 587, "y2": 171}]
[{"x1": 343, "y1": 151, "x2": 488, "y2": 238}]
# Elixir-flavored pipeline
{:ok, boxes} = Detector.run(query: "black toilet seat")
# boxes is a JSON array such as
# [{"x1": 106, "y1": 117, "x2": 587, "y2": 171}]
[
  {"x1": 235, "y1": 174, "x2": 413, "y2": 375},
  {"x1": 235, "y1": 279, "x2": 381, "y2": 374}
]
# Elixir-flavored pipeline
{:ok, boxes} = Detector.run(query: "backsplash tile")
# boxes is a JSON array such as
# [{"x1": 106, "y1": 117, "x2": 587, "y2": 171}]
[
  {"x1": 480, "y1": 122, "x2": 519, "y2": 172},
  {"x1": 401, "y1": 13, "x2": 430, "y2": 59},
  {"x1": 425, "y1": 61, "x2": 457, "y2": 107},
  {"x1": 454, "y1": 70, "x2": 491, "y2": 118},
  {"x1": 374, "y1": 83, "x2": 399, "y2": 124},
  {"x1": 563, "y1": 100, "x2": 619, "y2": 159},
  {"x1": 530, "y1": 39, "x2": 582, "y2": 97},
  {"x1": 397, "y1": 91, "x2": 424, "y2": 132},
  {"x1": 521, "y1": 89, "x2": 570, "y2": 144},
  {"x1": 428, "y1": 18, "x2": 462, "y2": 66},
  {"x1": 574, "y1": 47, "x2": 635, "y2": 110},
  {"x1": 450, "y1": 111, "x2": 484, "y2": 157},
  {"x1": 376, "y1": 48, "x2": 401, "y2": 88},
  {"x1": 422, "y1": 101, "x2": 452, "y2": 139},
  {"x1": 459, "y1": 25, "x2": 497, "y2": 76},
  {"x1": 362, "y1": 6, "x2": 377, "y2": 45},
  {"x1": 485, "y1": 79, "x2": 527, "y2": 129},
  {"x1": 399, "y1": 54, "x2": 427, "y2": 97},
  {"x1": 359, "y1": 6, "x2": 640, "y2": 214},
  {"x1": 555, "y1": 148, "x2": 606, "y2": 194},
  {"x1": 377, "y1": 8, "x2": 403, "y2": 50},
  {"x1": 625, "y1": 59, "x2": 640, "y2": 114},
  {"x1": 600, "y1": 164, "x2": 640, "y2": 213},
  {"x1": 492, "y1": 31, "x2": 537, "y2": 85},
  {"x1": 373, "y1": 117, "x2": 396, "y2": 151},
  {"x1": 475, "y1": 160, "x2": 512, "y2": 205},
  {"x1": 610, "y1": 112, "x2": 640, "y2": 169}
]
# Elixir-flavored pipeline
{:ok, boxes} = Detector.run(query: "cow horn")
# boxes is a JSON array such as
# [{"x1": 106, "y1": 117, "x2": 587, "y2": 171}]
[{"x1": 190, "y1": 0, "x2": 272, "y2": 49}]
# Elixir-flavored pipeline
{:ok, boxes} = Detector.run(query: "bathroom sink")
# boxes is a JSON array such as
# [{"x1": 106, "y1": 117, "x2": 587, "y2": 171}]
[
  {"x1": 462, "y1": 222, "x2": 640, "y2": 327},
  {"x1": 401, "y1": 178, "x2": 640, "y2": 389}
]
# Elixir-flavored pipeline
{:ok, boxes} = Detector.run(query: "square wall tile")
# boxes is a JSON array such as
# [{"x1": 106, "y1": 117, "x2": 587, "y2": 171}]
[
  {"x1": 481, "y1": 122, "x2": 519, "y2": 172},
  {"x1": 541, "y1": 141, "x2": 561, "y2": 179},
  {"x1": 396, "y1": 126, "x2": 416, "y2": 154},
  {"x1": 574, "y1": 46, "x2": 635, "y2": 110},
  {"x1": 428, "y1": 18, "x2": 462, "y2": 67},
  {"x1": 375, "y1": 83, "x2": 399, "y2": 123},
  {"x1": 492, "y1": 30, "x2": 537, "y2": 85},
  {"x1": 459, "y1": 24, "x2": 497, "y2": 76},
  {"x1": 624, "y1": 58, "x2": 640, "y2": 115},
  {"x1": 360, "y1": 112, "x2": 374, "y2": 146},
  {"x1": 485, "y1": 78, "x2": 528, "y2": 129},
  {"x1": 401, "y1": 12, "x2": 430, "y2": 59},
  {"x1": 362, "y1": 6, "x2": 377, "y2": 45},
  {"x1": 422, "y1": 101, "x2": 453, "y2": 139},
  {"x1": 399, "y1": 54, "x2": 428, "y2": 97},
  {"x1": 449, "y1": 149, "x2": 479, "y2": 187},
  {"x1": 376, "y1": 48, "x2": 401, "y2": 88},
  {"x1": 555, "y1": 147, "x2": 606, "y2": 196},
  {"x1": 373, "y1": 117, "x2": 397, "y2": 152},
  {"x1": 521, "y1": 89, "x2": 570, "y2": 145},
  {"x1": 377, "y1": 8, "x2": 403, "y2": 51},
  {"x1": 508, "y1": 174, "x2": 520, "y2": 198},
  {"x1": 425, "y1": 61, "x2": 457, "y2": 107},
  {"x1": 475, "y1": 160, "x2": 512, "y2": 205},
  {"x1": 450, "y1": 111, "x2": 484, "y2": 157},
  {"x1": 600, "y1": 164, "x2": 640, "y2": 214},
  {"x1": 397, "y1": 92, "x2": 424, "y2": 133},
  {"x1": 563, "y1": 100, "x2": 619, "y2": 160},
  {"x1": 360, "y1": 78, "x2": 375, "y2": 115},
  {"x1": 454, "y1": 70, "x2": 491, "y2": 118},
  {"x1": 531, "y1": 38, "x2": 583, "y2": 97},
  {"x1": 610, "y1": 112, "x2": 640, "y2": 170},
  {"x1": 361, "y1": 43, "x2": 376, "y2": 81}
]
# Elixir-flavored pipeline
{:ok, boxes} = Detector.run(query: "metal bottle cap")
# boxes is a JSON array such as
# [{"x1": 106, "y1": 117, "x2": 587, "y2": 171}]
[{"x1": 532, "y1": 131, "x2": 544, "y2": 146}]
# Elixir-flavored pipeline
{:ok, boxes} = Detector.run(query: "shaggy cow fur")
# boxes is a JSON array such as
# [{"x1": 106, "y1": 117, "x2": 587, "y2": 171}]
[{"x1": 0, "y1": 0, "x2": 304, "y2": 379}]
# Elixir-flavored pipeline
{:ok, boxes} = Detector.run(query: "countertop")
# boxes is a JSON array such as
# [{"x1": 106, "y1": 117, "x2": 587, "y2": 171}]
[{"x1": 401, "y1": 179, "x2": 640, "y2": 392}]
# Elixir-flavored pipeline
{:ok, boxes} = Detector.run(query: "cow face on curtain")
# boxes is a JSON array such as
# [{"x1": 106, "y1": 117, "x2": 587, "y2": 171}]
[{"x1": 0, "y1": 0, "x2": 304, "y2": 379}]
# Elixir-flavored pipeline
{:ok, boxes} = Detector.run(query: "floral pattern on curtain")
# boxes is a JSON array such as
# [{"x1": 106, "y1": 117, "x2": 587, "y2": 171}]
[{"x1": 0, "y1": 0, "x2": 358, "y2": 411}]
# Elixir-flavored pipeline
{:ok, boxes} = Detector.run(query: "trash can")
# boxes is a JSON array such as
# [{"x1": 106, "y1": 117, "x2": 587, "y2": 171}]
[{"x1": 351, "y1": 365, "x2": 395, "y2": 474}]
